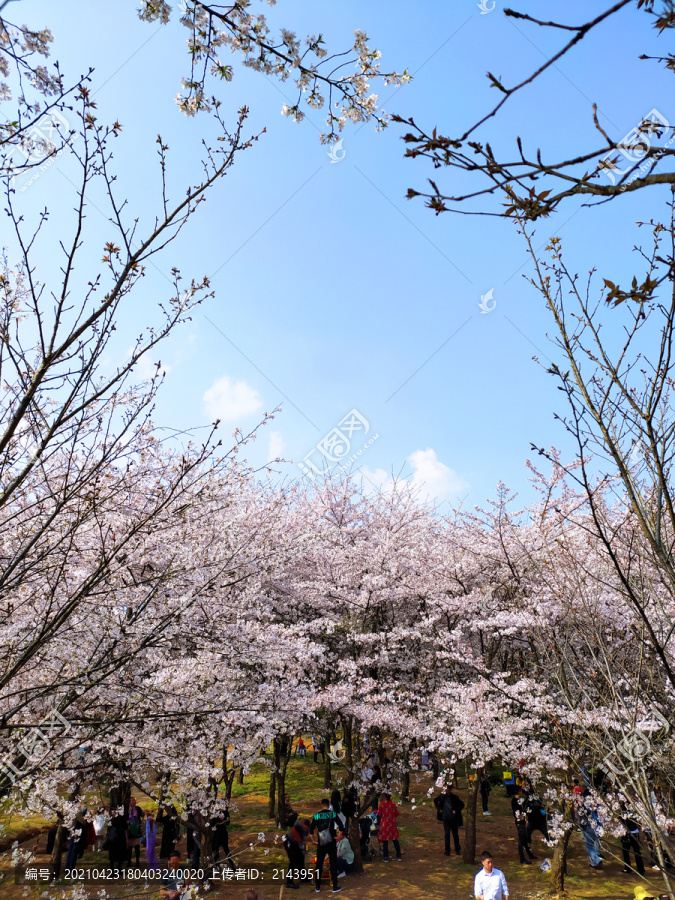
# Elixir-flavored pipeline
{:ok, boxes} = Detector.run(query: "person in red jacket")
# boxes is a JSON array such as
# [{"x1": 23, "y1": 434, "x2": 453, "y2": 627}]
[{"x1": 377, "y1": 792, "x2": 402, "y2": 862}]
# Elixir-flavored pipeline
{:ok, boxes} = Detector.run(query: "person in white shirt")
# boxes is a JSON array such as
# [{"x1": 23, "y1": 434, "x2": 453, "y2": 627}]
[
  {"x1": 93, "y1": 806, "x2": 107, "y2": 852},
  {"x1": 474, "y1": 850, "x2": 509, "y2": 900}
]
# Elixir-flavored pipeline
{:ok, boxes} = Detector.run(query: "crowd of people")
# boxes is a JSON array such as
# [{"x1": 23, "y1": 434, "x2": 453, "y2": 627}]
[
  {"x1": 40, "y1": 740, "x2": 672, "y2": 898},
  {"x1": 47, "y1": 795, "x2": 232, "y2": 878}
]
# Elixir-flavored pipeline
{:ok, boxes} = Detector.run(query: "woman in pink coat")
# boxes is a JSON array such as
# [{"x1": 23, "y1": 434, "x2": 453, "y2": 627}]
[{"x1": 377, "y1": 792, "x2": 402, "y2": 861}]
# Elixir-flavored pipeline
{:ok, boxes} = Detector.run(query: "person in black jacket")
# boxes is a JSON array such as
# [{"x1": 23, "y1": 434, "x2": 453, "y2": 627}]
[
  {"x1": 157, "y1": 804, "x2": 179, "y2": 861},
  {"x1": 213, "y1": 809, "x2": 232, "y2": 870},
  {"x1": 310, "y1": 799, "x2": 342, "y2": 893},
  {"x1": 523, "y1": 787, "x2": 549, "y2": 844},
  {"x1": 620, "y1": 806, "x2": 645, "y2": 875},
  {"x1": 511, "y1": 787, "x2": 537, "y2": 864},
  {"x1": 434, "y1": 785, "x2": 464, "y2": 855}
]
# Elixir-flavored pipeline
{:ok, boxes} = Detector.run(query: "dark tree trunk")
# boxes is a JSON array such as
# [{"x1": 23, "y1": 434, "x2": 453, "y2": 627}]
[
  {"x1": 237, "y1": 768, "x2": 244, "y2": 785},
  {"x1": 462, "y1": 762, "x2": 480, "y2": 866},
  {"x1": 276, "y1": 736, "x2": 292, "y2": 827},
  {"x1": 342, "y1": 716, "x2": 354, "y2": 782},
  {"x1": 323, "y1": 733, "x2": 332, "y2": 789},
  {"x1": 348, "y1": 812, "x2": 364, "y2": 874},
  {"x1": 267, "y1": 762, "x2": 277, "y2": 820},
  {"x1": 201, "y1": 824, "x2": 213, "y2": 872},
  {"x1": 551, "y1": 823, "x2": 572, "y2": 895},
  {"x1": 50, "y1": 823, "x2": 67, "y2": 880},
  {"x1": 432, "y1": 754, "x2": 440, "y2": 779},
  {"x1": 401, "y1": 745, "x2": 411, "y2": 801},
  {"x1": 353, "y1": 723, "x2": 363, "y2": 774},
  {"x1": 222, "y1": 742, "x2": 236, "y2": 802},
  {"x1": 109, "y1": 780, "x2": 131, "y2": 809}
]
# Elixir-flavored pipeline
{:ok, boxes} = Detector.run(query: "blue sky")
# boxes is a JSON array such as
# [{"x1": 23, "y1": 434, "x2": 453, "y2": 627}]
[{"x1": 8, "y1": 0, "x2": 674, "y2": 509}]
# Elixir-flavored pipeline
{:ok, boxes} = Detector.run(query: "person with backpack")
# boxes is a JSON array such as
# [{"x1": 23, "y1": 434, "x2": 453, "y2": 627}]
[
  {"x1": 434, "y1": 785, "x2": 464, "y2": 856},
  {"x1": 284, "y1": 816, "x2": 310, "y2": 889},
  {"x1": 310, "y1": 798, "x2": 342, "y2": 893},
  {"x1": 126, "y1": 797, "x2": 145, "y2": 866}
]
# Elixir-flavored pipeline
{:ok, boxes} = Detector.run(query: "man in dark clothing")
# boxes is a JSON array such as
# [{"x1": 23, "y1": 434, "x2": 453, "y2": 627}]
[
  {"x1": 341, "y1": 787, "x2": 357, "y2": 827},
  {"x1": 621, "y1": 808, "x2": 645, "y2": 875},
  {"x1": 524, "y1": 788, "x2": 549, "y2": 845},
  {"x1": 511, "y1": 787, "x2": 537, "y2": 864},
  {"x1": 480, "y1": 774, "x2": 492, "y2": 815},
  {"x1": 434, "y1": 785, "x2": 464, "y2": 855},
  {"x1": 213, "y1": 809, "x2": 232, "y2": 871},
  {"x1": 284, "y1": 817, "x2": 311, "y2": 889},
  {"x1": 310, "y1": 798, "x2": 342, "y2": 893}
]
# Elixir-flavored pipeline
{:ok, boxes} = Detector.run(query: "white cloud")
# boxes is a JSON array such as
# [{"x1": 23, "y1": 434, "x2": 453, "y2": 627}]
[
  {"x1": 359, "y1": 466, "x2": 391, "y2": 494},
  {"x1": 408, "y1": 448, "x2": 467, "y2": 500},
  {"x1": 128, "y1": 347, "x2": 171, "y2": 382},
  {"x1": 203, "y1": 375, "x2": 263, "y2": 423},
  {"x1": 268, "y1": 430, "x2": 284, "y2": 460}
]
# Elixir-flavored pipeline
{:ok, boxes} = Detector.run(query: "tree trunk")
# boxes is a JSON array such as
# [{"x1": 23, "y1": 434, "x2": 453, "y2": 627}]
[
  {"x1": 353, "y1": 723, "x2": 363, "y2": 774},
  {"x1": 342, "y1": 716, "x2": 354, "y2": 782},
  {"x1": 348, "y1": 811, "x2": 364, "y2": 873},
  {"x1": 401, "y1": 745, "x2": 411, "y2": 801},
  {"x1": 237, "y1": 768, "x2": 244, "y2": 785},
  {"x1": 462, "y1": 761, "x2": 480, "y2": 866},
  {"x1": 109, "y1": 779, "x2": 131, "y2": 809},
  {"x1": 222, "y1": 742, "x2": 236, "y2": 801},
  {"x1": 201, "y1": 825, "x2": 213, "y2": 873},
  {"x1": 551, "y1": 826, "x2": 571, "y2": 895},
  {"x1": 50, "y1": 823, "x2": 67, "y2": 880},
  {"x1": 267, "y1": 760, "x2": 277, "y2": 820},
  {"x1": 432, "y1": 754, "x2": 440, "y2": 779},
  {"x1": 276, "y1": 736, "x2": 293, "y2": 827},
  {"x1": 323, "y1": 733, "x2": 332, "y2": 789}
]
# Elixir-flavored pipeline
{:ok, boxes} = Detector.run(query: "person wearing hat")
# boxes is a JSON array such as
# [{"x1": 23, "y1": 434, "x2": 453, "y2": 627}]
[{"x1": 634, "y1": 887, "x2": 657, "y2": 900}]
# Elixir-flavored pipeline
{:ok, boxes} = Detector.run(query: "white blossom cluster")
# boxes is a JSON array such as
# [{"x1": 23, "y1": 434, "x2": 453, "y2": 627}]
[{"x1": 137, "y1": 1, "x2": 410, "y2": 140}]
